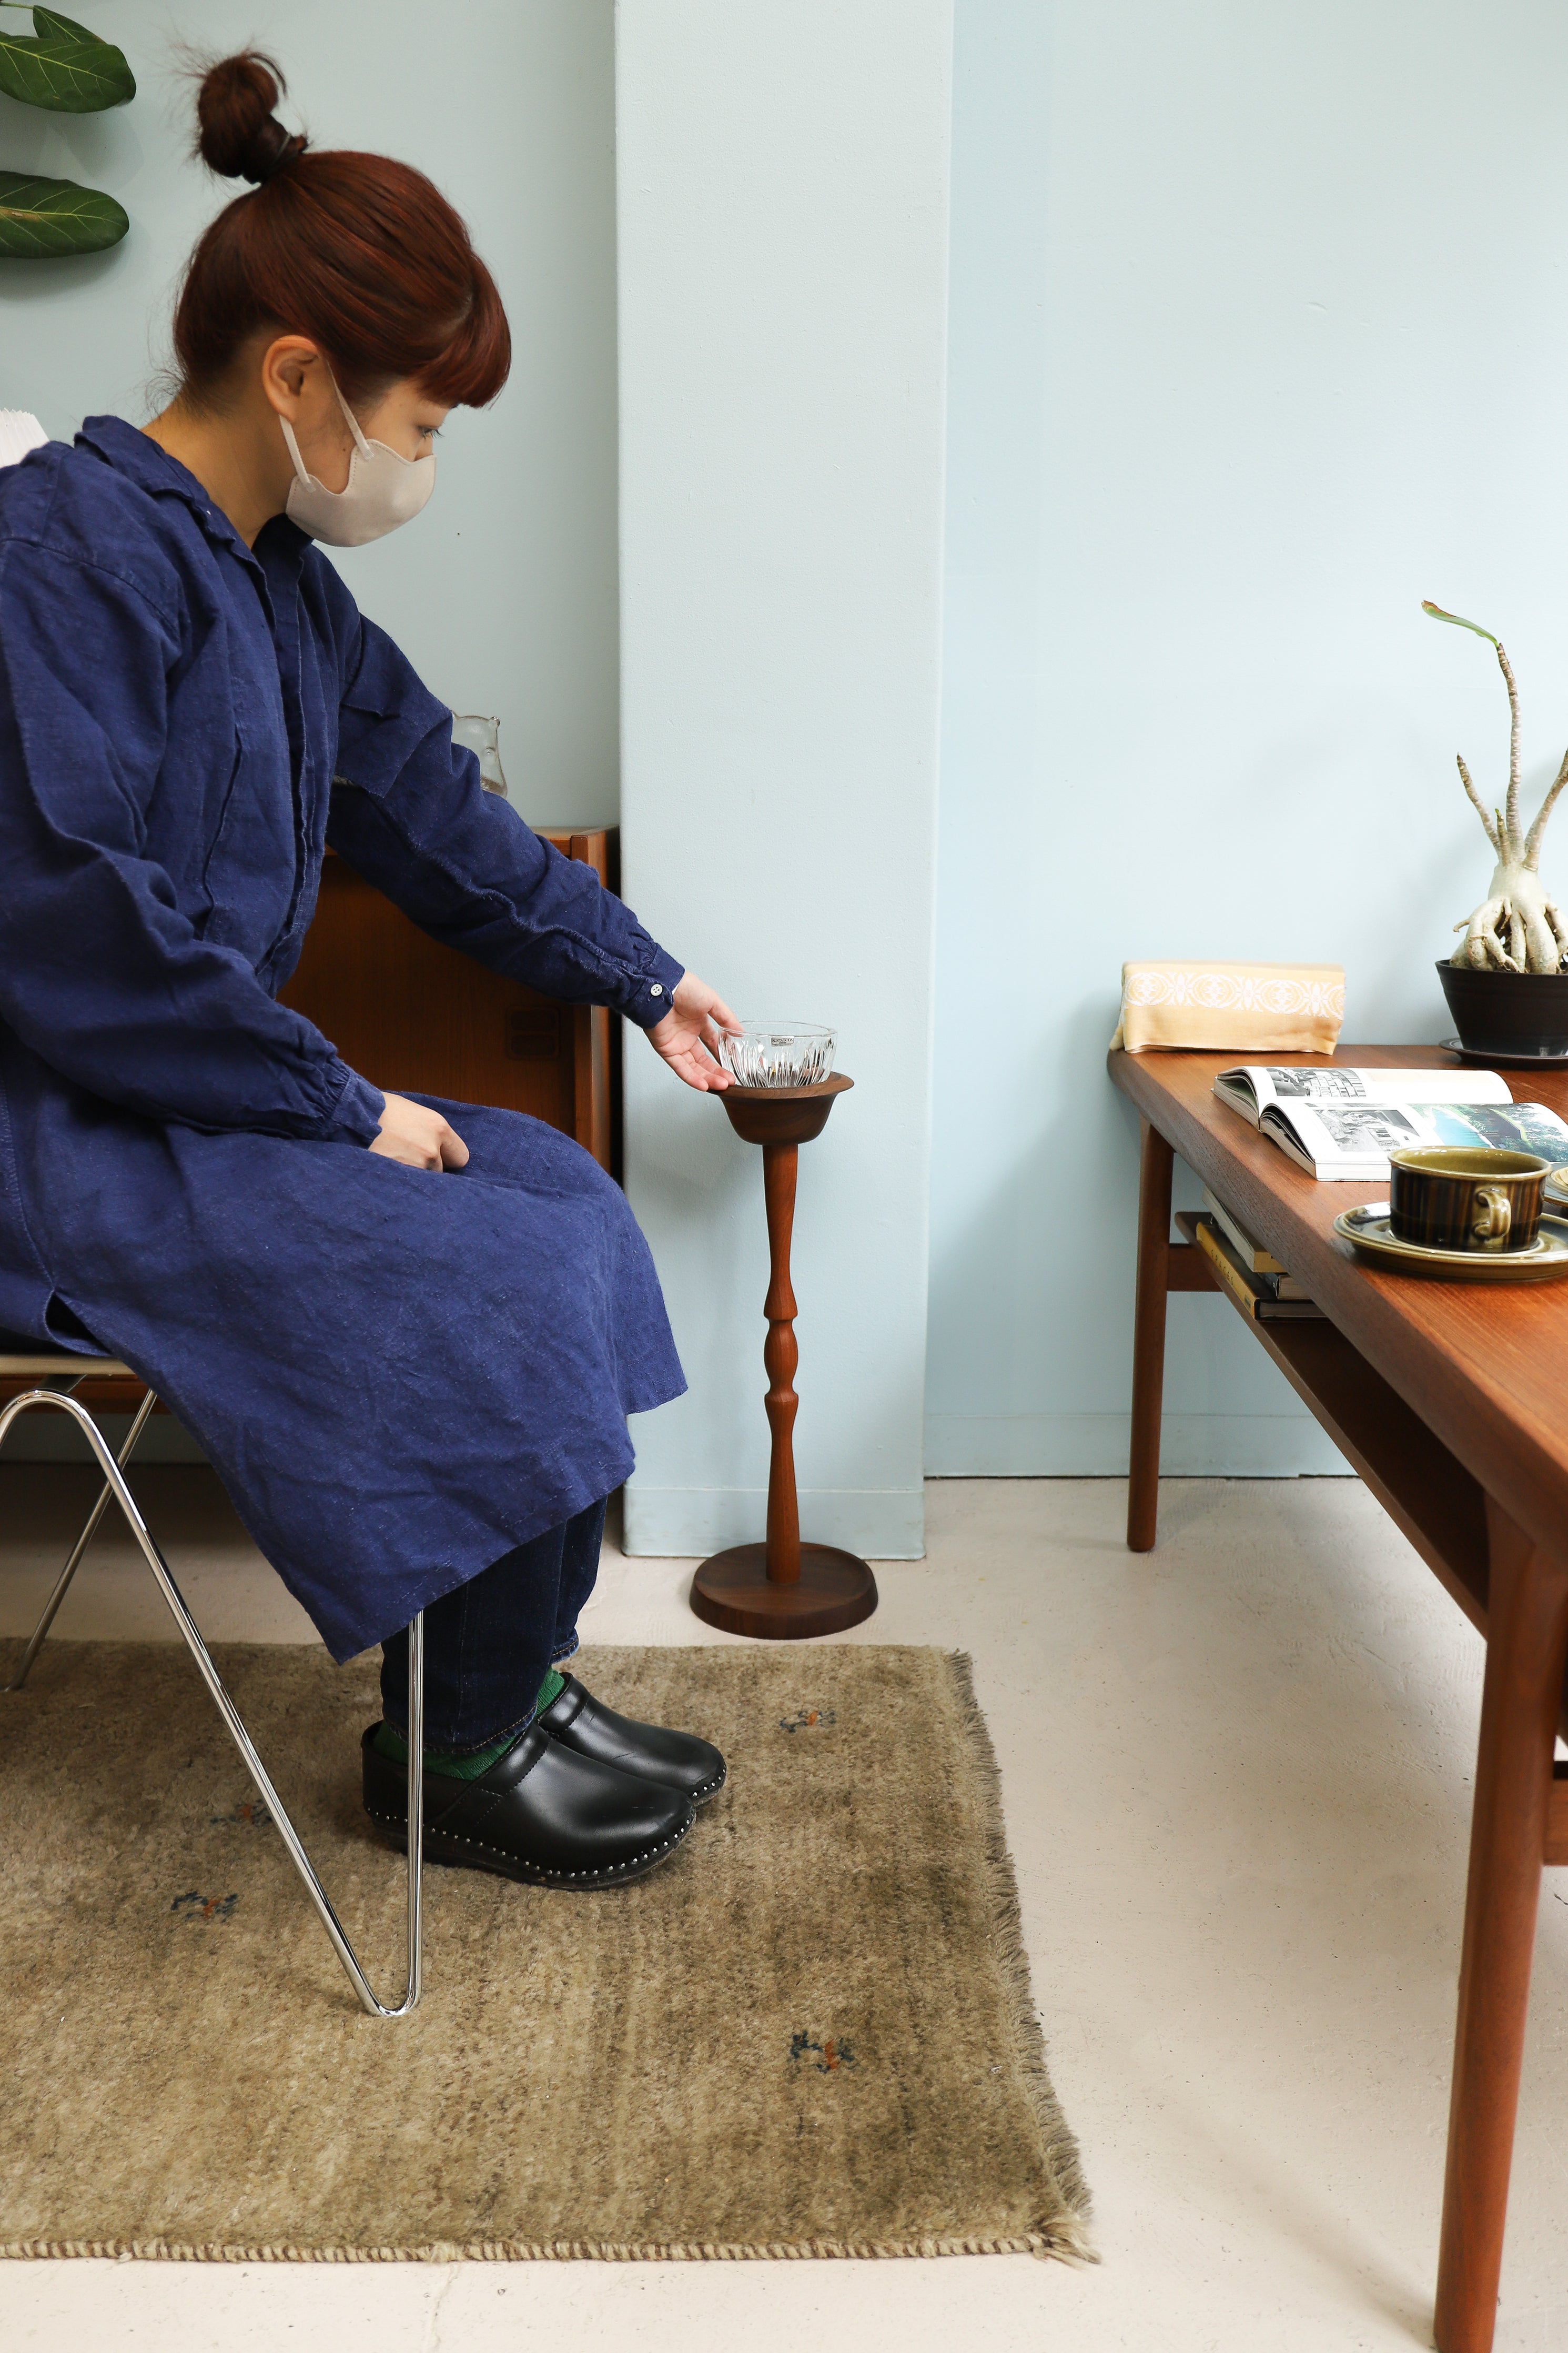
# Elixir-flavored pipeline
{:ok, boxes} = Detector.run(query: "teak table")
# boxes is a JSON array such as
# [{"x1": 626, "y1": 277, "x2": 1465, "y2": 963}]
[{"x1": 1110, "y1": 1042, "x2": 1568, "y2": 2353}]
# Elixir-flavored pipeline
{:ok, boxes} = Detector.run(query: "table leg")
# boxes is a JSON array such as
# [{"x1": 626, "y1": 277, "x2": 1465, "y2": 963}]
[
  {"x1": 1127, "y1": 1119, "x2": 1175, "y2": 1553},
  {"x1": 1434, "y1": 1501, "x2": 1568, "y2": 2353}
]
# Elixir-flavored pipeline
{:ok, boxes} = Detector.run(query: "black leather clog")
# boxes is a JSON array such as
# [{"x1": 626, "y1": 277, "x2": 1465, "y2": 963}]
[
  {"x1": 535, "y1": 1674, "x2": 727, "y2": 1806},
  {"x1": 361, "y1": 1722, "x2": 694, "y2": 1887}
]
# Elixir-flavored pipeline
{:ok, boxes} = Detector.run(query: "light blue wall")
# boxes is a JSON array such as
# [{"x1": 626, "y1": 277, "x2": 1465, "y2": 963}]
[
  {"x1": 15, "y1": 1, "x2": 1563, "y2": 1495},
  {"x1": 927, "y1": 0, "x2": 1568, "y2": 1477},
  {"x1": 615, "y1": 0, "x2": 952, "y2": 1561},
  {"x1": 0, "y1": 0, "x2": 618, "y2": 830}
]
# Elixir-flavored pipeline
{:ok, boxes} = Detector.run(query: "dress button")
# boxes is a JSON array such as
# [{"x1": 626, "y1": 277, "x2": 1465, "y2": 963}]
[{"x1": 649, "y1": 983, "x2": 664, "y2": 998}]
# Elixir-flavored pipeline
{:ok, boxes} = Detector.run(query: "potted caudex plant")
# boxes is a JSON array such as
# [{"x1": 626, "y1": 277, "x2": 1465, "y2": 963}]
[{"x1": 1424, "y1": 600, "x2": 1568, "y2": 1060}]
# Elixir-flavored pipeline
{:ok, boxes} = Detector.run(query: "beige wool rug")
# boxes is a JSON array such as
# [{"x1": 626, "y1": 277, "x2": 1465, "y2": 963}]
[{"x1": 0, "y1": 1637, "x2": 1090, "y2": 2264}]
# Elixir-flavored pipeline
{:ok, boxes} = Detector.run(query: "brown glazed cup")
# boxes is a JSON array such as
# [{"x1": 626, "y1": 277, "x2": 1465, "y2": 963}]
[{"x1": 1387, "y1": 1147, "x2": 1549, "y2": 1253}]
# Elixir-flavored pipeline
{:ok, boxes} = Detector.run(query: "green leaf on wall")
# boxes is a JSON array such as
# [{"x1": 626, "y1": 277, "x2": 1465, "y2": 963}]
[
  {"x1": 0, "y1": 7, "x2": 135, "y2": 114},
  {"x1": 0, "y1": 169, "x2": 127, "y2": 255}
]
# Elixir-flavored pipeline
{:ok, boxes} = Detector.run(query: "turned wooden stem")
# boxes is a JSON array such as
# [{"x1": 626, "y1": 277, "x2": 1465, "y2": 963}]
[{"x1": 762, "y1": 1141, "x2": 802, "y2": 1583}]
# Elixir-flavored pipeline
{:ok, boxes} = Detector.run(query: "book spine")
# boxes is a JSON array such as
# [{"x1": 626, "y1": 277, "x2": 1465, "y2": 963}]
[
  {"x1": 1200, "y1": 1186, "x2": 1280, "y2": 1275},
  {"x1": 1193, "y1": 1217, "x2": 1264, "y2": 1320}
]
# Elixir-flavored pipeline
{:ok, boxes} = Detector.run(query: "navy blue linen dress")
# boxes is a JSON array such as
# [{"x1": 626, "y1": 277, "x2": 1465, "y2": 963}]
[{"x1": 0, "y1": 417, "x2": 685, "y2": 1662}]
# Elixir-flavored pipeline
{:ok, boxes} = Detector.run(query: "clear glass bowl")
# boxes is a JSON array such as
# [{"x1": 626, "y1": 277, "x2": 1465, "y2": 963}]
[
  {"x1": 719, "y1": 1022, "x2": 837, "y2": 1089},
  {"x1": 451, "y1": 713, "x2": 509, "y2": 797}
]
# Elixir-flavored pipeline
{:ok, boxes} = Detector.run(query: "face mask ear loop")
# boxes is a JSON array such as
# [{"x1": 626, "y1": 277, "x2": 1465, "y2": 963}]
[
  {"x1": 278, "y1": 414, "x2": 315, "y2": 489},
  {"x1": 327, "y1": 369, "x2": 376, "y2": 459}
]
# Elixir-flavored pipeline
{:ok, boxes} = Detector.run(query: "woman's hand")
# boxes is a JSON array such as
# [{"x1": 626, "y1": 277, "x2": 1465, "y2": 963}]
[
  {"x1": 369, "y1": 1092, "x2": 470, "y2": 1170},
  {"x1": 646, "y1": 971, "x2": 741, "y2": 1092}
]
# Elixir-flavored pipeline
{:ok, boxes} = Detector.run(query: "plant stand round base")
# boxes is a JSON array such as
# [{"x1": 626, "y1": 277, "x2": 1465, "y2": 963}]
[{"x1": 689, "y1": 1544, "x2": 878, "y2": 1640}]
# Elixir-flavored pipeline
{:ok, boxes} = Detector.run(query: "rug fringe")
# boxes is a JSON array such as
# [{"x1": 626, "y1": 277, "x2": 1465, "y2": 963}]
[
  {"x1": 1, "y1": 2232, "x2": 1089, "y2": 2264},
  {"x1": 944, "y1": 1648, "x2": 1098, "y2": 2264}
]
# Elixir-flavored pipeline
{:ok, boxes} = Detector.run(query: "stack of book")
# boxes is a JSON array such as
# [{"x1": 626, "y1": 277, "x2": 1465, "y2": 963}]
[{"x1": 1193, "y1": 1188, "x2": 1325, "y2": 1322}]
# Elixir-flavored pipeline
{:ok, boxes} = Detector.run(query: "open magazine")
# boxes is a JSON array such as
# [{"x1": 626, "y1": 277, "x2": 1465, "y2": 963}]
[{"x1": 1213, "y1": 1064, "x2": 1568, "y2": 1180}]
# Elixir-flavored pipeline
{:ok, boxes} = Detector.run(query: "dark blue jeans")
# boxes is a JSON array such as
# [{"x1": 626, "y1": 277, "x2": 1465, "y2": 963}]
[{"x1": 379, "y1": 1495, "x2": 607, "y2": 1752}]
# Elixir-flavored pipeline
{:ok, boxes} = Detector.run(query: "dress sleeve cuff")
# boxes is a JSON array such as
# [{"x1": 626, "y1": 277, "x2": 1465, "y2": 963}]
[
  {"x1": 321, "y1": 1060, "x2": 386, "y2": 1146},
  {"x1": 621, "y1": 948, "x2": 686, "y2": 1031}
]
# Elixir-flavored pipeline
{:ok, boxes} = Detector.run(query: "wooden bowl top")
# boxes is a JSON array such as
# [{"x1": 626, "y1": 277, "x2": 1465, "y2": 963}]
[{"x1": 716, "y1": 1072, "x2": 854, "y2": 1145}]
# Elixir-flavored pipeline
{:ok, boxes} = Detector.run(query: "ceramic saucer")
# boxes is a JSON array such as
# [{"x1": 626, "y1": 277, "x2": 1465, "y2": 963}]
[
  {"x1": 1333, "y1": 1203, "x2": 1568, "y2": 1282},
  {"x1": 1547, "y1": 1164, "x2": 1568, "y2": 1210},
  {"x1": 1440, "y1": 1035, "x2": 1568, "y2": 1069}
]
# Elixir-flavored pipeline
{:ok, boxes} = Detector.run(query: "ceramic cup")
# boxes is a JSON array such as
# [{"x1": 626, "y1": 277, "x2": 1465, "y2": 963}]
[{"x1": 1387, "y1": 1146, "x2": 1549, "y2": 1253}]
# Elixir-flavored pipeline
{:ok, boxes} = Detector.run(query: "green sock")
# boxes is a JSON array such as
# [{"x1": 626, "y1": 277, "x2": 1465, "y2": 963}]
[
  {"x1": 375, "y1": 1666, "x2": 568, "y2": 1778},
  {"x1": 373, "y1": 1721, "x2": 513, "y2": 1778}
]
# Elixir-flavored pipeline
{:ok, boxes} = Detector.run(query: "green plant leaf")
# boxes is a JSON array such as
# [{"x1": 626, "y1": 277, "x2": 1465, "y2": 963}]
[
  {"x1": 1422, "y1": 600, "x2": 1500, "y2": 647},
  {"x1": 0, "y1": 169, "x2": 127, "y2": 255},
  {"x1": 0, "y1": 7, "x2": 135, "y2": 113}
]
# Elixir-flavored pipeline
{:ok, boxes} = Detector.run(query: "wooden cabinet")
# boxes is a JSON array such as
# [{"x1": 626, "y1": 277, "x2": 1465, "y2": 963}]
[{"x1": 279, "y1": 826, "x2": 622, "y2": 1176}]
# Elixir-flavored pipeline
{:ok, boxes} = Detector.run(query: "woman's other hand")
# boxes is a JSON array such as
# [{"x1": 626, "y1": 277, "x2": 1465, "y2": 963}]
[
  {"x1": 370, "y1": 1092, "x2": 470, "y2": 1169},
  {"x1": 646, "y1": 972, "x2": 741, "y2": 1092}
]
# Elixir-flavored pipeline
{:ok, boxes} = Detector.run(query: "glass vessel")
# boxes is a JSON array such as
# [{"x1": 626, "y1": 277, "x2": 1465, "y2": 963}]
[
  {"x1": 719, "y1": 1022, "x2": 837, "y2": 1089},
  {"x1": 451, "y1": 713, "x2": 509, "y2": 797}
]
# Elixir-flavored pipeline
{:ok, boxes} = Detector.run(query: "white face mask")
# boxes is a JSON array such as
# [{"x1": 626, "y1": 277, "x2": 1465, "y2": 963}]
[{"x1": 278, "y1": 371, "x2": 436, "y2": 547}]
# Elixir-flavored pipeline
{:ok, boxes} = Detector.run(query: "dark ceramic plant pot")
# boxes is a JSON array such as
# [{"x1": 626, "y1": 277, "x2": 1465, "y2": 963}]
[{"x1": 1437, "y1": 958, "x2": 1568, "y2": 1059}]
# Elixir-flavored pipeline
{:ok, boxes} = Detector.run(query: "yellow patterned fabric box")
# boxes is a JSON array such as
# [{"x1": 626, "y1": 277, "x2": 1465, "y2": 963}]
[{"x1": 1111, "y1": 960, "x2": 1345, "y2": 1054}]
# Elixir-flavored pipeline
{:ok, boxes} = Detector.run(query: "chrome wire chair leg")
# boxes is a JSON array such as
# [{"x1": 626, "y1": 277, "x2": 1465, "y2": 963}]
[
  {"x1": 1, "y1": 1389, "x2": 423, "y2": 2018},
  {"x1": 402, "y1": 1610, "x2": 424, "y2": 2013},
  {"x1": 5, "y1": 1385, "x2": 159, "y2": 1692}
]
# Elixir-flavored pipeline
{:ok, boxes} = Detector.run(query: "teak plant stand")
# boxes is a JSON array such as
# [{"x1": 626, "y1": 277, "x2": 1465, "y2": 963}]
[{"x1": 690, "y1": 1074, "x2": 878, "y2": 1640}]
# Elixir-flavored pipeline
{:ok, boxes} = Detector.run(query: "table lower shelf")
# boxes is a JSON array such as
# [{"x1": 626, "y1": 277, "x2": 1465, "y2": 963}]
[{"x1": 1172, "y1": 1209, "x2": 1490, "y2": 1637}]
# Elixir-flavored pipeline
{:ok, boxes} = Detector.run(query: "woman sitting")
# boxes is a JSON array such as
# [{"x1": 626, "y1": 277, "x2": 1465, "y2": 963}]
[{"x1": 0, "y1": 52, "x2": 734, "y2": 1889}]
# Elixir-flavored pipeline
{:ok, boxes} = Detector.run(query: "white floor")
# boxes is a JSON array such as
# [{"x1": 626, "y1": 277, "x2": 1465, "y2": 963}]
[{"x1": 2, "y1": 1469, "x2": 1566, "y2": 2351}]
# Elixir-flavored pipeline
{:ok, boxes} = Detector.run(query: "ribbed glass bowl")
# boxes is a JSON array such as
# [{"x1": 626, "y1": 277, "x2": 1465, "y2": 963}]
[{"x1": 718, "y1": 1021, "x2": 837, "y2": 1089}]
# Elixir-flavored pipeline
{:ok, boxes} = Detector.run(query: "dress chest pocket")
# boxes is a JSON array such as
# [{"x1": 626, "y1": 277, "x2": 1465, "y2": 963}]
[{"x1": 197, "y1": 721, "x2": 300, "y2": 964}]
